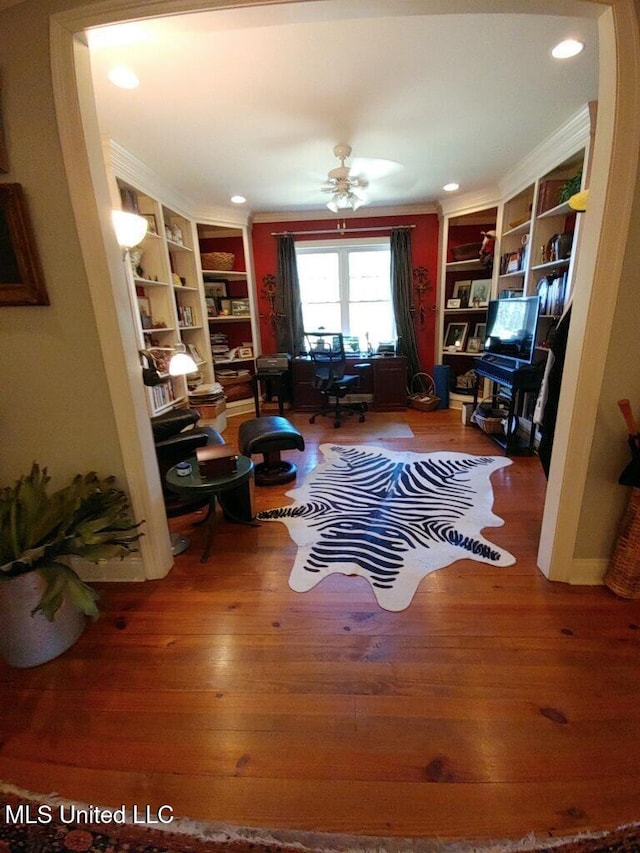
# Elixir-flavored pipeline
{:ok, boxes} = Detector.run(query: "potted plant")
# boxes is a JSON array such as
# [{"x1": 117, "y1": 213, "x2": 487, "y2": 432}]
[{"x1": 0, "y1": 464, "x2": 142, "y2": 668}]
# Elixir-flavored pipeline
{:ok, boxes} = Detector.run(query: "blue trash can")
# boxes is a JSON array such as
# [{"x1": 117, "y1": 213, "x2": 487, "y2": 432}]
[{"x1": 433, "y1": 364, "x2": 450, "y2": 409}]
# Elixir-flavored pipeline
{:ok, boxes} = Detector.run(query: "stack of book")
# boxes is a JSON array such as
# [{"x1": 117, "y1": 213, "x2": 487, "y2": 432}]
[{"x1": 210, "y1": 332, "x2": 230, "y2": 363}]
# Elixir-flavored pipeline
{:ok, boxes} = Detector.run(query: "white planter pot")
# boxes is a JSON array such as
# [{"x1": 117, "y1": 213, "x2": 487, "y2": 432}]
[{"x1": 0, "y1": 571, "x2": 86, "y2": 668}]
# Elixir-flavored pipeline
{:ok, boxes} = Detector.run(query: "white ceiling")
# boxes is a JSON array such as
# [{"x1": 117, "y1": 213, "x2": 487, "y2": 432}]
[{"x1": 87, "y1": 2, "x2": 600, "y2": 218}]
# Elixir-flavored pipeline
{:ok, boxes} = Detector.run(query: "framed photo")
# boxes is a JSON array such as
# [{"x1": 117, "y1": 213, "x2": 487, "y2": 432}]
[
  {"x1": 469, "y1": 279, "x2": 490, "y2": 307},
  {"x1": 453, "y1": 280, "x2": 471, "y2": 307},
  {"x1": 474, "y1": 322, "x2": 487, "y2": 341},
  {"x1": 237, "y1": 346, "x2": 253, "y2": 359},
  {"x1": 231, "y1": 298, "x2": 251, "y2": 316},
  {"x1": 219, "y1": 298, "x2": 232, "y2": 316},
  {"x1": 141, "y1": 213, "x2": 158, "y2": 235},
  {"x1": 204, "y1": 279, "x2": 227, "y2": 298},
  {"x1": 443, "y1": 322, "x2": 468, "y2": 351},
  {"x1": 446, "y1": 298, "x2": 461, "y2": 309},
  {"x1": 205, "y1": 296, "x2": 218, "y2": 317},
  {"x1": 0, "y1": 183, "x2": 49, "y2": 306},
  {"x1": 506, "y1": 252, "x2": 521, "y2": 273},
  {"x1": 187, "y1": 343, "x2": 203, "y2": 363},
  {"x1": 137, "y1": 296, "x2": 153, "y2": 329},
  {"x1": 467, "y1": 336, "x2": 483, "y2": 353}
]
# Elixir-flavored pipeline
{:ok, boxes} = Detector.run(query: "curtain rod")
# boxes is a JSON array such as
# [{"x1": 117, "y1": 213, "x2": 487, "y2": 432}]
[{"x1": 271, "y1": 224, "x2": 416, "y2": 237}]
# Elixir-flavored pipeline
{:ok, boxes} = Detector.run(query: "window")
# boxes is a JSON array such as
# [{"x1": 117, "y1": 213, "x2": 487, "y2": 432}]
[{"x1": 296, "y1": 239, "x2": 395, "y2": 352}]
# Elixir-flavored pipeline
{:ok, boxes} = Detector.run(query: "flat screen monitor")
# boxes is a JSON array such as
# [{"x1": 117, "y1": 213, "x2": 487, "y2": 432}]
[{"x1": 484, "y1": 295, "x2": 540, "y2": 365}]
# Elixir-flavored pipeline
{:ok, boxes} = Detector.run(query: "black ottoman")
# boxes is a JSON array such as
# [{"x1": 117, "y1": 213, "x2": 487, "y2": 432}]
[{"x1": 238, "y1": 416, "x2": 305, "y2": 485}]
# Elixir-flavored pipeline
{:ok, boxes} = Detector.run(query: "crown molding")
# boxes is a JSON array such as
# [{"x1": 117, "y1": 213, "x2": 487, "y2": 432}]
[
  {"x1": 108, "y1": 139, "x2": 251, "y2": 226},
  {"x1": 499, "y1": 105, "x2": 592, "y2": 200},
  {"x1": 437, "y1": 186, "x2": 500, "y2": 218},
  {"x1": 251, "y1": 202, "x2": 437, "y2": 224}
]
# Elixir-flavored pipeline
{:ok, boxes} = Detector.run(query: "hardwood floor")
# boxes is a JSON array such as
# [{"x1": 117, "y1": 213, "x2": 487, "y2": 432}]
[{"x1": 2, "y1": 408, "x2": 640, "y2": 843}]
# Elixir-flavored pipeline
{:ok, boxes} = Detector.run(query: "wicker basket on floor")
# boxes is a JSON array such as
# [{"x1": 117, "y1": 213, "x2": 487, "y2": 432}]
[
  {"x1": 472, "y1": 398, "x2": 508, "y2": 435},
  {"x1": 604, "y1": 487, "x2": 640, "y2": 598},
  {"x1": 407, "y1": 373, "x2": 440, "y2": 412}
]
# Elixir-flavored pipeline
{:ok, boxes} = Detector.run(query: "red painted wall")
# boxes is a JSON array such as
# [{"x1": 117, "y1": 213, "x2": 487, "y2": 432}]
[{"x1": 251, "y1": 212, "x2": 439, "y2": 374}]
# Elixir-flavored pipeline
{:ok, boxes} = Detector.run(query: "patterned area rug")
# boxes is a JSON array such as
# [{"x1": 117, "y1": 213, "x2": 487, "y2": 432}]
[
  {"x1": 1, "y1": 785, "x2": 640, "y2": 853},
  {"x1": 257, "y1": 444, "x2": 515, "y2": 611}
]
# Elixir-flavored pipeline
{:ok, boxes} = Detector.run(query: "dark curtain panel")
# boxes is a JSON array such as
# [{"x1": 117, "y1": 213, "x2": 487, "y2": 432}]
[
  {"x1": 275, "y1": 235, "x2": 304, "y2": 355},
  {"x1": 390, "y1": 228, "x2": 421, "y2": 381}
]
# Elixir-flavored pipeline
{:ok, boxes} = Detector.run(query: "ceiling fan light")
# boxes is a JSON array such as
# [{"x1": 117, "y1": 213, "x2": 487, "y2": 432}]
[{"x1": 326, "y1": 197, "x2": 340, "y2": 213}]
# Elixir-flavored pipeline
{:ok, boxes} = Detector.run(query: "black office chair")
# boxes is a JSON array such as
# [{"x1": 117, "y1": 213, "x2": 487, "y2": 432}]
[{"x1": 305, "y1": 331, "x2": 367, "y2": 428}]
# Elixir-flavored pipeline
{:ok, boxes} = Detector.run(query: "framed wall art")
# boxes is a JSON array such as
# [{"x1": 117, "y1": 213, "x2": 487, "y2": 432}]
[{"x1": 0, "y1": 183, "x2": 49, "y2": 306}]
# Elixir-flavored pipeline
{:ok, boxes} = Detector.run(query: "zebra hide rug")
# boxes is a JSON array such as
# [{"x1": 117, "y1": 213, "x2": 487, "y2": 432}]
[{"x1": 257, "y1": 444, "x2": 516, "y2": 612}]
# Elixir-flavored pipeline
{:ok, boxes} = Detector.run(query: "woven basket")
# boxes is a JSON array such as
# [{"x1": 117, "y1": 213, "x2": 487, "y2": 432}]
[
  {"x1": 604, "y1": 488, "x2": 640, "y2": 598},
  {"x1": 407, "y1": 373, "x2": 440, "y2": 412},
  {"x1": 471, "y1": 399, "x2": 508, "y2": 435},
  {"x1": 201, "y1": 252, "x2": 235, "y2": 271}
]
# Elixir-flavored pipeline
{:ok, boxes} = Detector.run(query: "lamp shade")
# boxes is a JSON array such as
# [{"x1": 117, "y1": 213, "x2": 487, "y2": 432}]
[
  {"x1": 168, "y1": 346, "x2": 198, "y2": 377},
  {"x1": 112, "y1": 210, "x2": 148, "y2": 249}
]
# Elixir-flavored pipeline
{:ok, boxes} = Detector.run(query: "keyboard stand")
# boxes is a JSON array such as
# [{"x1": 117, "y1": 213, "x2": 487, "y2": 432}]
[{"x1": 473, "y1": 356, "x2": 544, "y2": 456}]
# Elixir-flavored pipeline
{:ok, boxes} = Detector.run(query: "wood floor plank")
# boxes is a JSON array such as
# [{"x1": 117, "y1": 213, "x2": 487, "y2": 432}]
[{"x1": 2, "y1": 409, "x2": 640, "y2": 842}]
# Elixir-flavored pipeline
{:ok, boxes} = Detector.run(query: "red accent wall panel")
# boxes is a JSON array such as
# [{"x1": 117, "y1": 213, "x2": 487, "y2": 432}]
[{"x1": 251, "y1": 212, "x2": 439, "y2": 374}]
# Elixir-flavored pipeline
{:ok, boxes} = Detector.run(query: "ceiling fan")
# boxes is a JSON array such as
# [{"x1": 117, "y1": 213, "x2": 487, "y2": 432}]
[{"x1": 321, "y1": 144, "x2": 369, "y2": 212}]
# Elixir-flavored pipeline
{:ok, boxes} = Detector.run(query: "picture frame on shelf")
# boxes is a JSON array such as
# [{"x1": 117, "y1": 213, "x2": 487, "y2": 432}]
[
  {"x1": 205, "y1": 281, "x2": 227, "y2": 299},
  {"x1": 205, "y1": 296, "x2": 218, "y2": 317},
  {"x1": 137, "y1": 296, "x2": 153, "y2": 329},
  {"x1": 0, "y1": 183, "x2": 50, "y2": 306},
  {"x1": 443, "y1": 322, "x2": 468, "y2": 351},
  {"x1": 446, "y1": 298, "x2": 461, "y2": 309},
  {"x1": 187, "y1": 344, "x2": 203, "y2": 364},
  {"x1": 219, "y1": 298, "x2": 232, "y2": 316},
  {"x1": 469, "y1": 280, "x2": 490, "y2": 307},
  {"x1": 467, "y1": 336, "x2": 483, "y2": 354},
  {"x1": 237, "y1": 346, "x2": 253, "y2": 359},
  {"x1": 141, "y1": 213, "x2": 158, "y2": 235},
  {"x1": 452, "y1": 280, "x2": 471, "y2": 307},
  {"x1": 119, "y1": 186, "x2": 138, "y2": 213},
  {"x1": 474, "y1": 322, "x2": 487, "y2": 341},
  {"x1": 231, "y1": 298, "x2": 251, "y2": 317}
]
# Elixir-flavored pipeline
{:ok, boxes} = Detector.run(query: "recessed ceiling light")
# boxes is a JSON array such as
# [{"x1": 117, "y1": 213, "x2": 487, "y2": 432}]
[
  {"x1": 230, "y1": 195, "x2": 246, "y2": 204},
  {"x1": 108, "y1": 66, "x2": 139, "y2": 89},
  {"x1": 551, "y1": 39, "x2": 584, "y2": 59},
  {"x1": 443, "y1": 183, "x2": 459, "y2": 192}
]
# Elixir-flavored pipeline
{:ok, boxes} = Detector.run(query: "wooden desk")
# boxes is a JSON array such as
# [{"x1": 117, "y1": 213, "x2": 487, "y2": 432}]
[{"x1": 292, "y1": 355, "x2": 407, "y2": 412}]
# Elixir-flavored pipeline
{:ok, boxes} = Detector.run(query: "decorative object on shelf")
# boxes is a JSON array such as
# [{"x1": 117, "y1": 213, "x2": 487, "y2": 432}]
[
  {"x1": 0, "y1": 183, "x2": 49, "y2": 306},
  {"x1": 201, "y1": 251, "x2": 234, "y2": 271},
  {"x1": 559, "y1": 169, "x2": 583, "y2": 204},
  {"x1": 231, "y1": 298, "x2": 251, "y2": 317},
  {"x1": 568, "y1": 188, "x2": 589, "y2": 211},
  {"x1": 170, "y1": 223, "x2": 183, "y2": 245},
  {"x1": 129, "y1": 248, "x2": 144, "y2": 278},
  {"x1": 140, "y1": 213, "x2": 157, "y2": 235},
  {"x1": 474, "y1": 322, "x2": 486, "y2": 341},
  {"x1": 446, "y1": 298, "x2": 461, "y2": 309},
  {"x1": 451, "y1": 241, "x2": 482, "y2": 262},
  {"x1": 479, "y1": 230, "x2": 496, "y2": 271},
  {"x1": 412, "y1": 266, "x2": 431, "y2": 326},
  {"x1": 444, "y1": 322, "x2": 468, "y2": 351},
  {"x1": 467, "y1": 336, "x2": 483, "y2": 353},
  {"x1": 0, "y1": 463, "x2": 142, "y2": 667},
  {"x1": 469, "y1": 279, "x2": 490, "y2": 307},
  {"x1": 261, "y1": 273, "x2": 286, "y2": 332},
  {"x1": 453, "y1": 280, "x2": 471, "y2": 308},
  {"x1": 137, "y1": 296, "x2": 152, "y2": 329}
]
